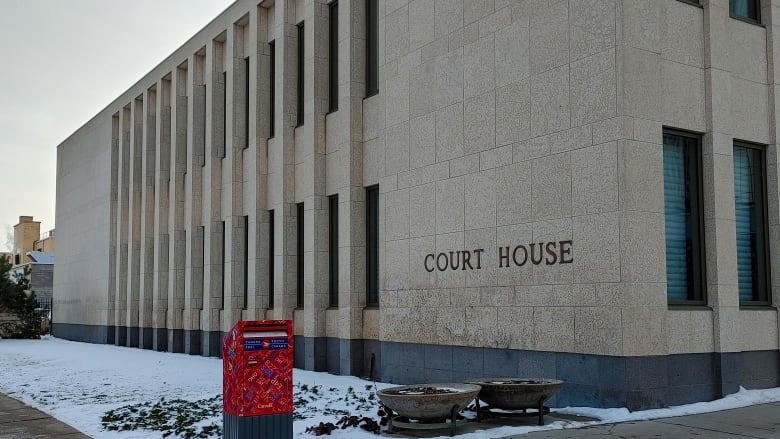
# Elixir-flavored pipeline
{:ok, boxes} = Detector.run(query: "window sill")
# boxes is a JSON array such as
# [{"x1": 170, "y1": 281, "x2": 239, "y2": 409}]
[
  {"x1": 730, "y1": 14, "x2": 763, "y2": 27},
  {"x1": 668, "y1": 303, "x2": 711, "y2": 311},
  {"x1": 676, "y1": 0, "x2": 703, "y2": 8},
  {"x1": 739, "y1": 304, "x2": 775, "y2": 310},
  {"x1": 326, "y1": 306, "x2": 339, "y2": 310},
  {"x1": 364, "y1": 305, "x2": 379, "y2": 310}
]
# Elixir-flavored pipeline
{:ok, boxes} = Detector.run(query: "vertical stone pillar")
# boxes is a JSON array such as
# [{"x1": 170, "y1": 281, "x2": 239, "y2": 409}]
[
  {"x1": 268, "y1": 0, "x2": 298, "y2": 323},
  {"x1": 298, "y1": 0, "x2": 329, "y2": 372},
  {"x1": 154, "y1": 78, "x2": 172, "y2": 352},
  {"x1": 617, "y1": 1, "x2": 668, "y2": 408},
  {"x1": 185, "y1": 53, "x2": 207, "y2": 355},
  {"x1": 127, "y1": 97, "x2": 144, "y2": 347},
  {"x1": 702, "y1": 1, "x2": 741, "y2": 389},
  {"x1": 116, "y1": 106, "x2": 131, "y2": 347},
  {"x1": 248, "y1": 5, "x2": 271, "y2": 320},
  {"x1": 108, "y1": 114, "x2": 120, "y2": 345},
  {"x1": 221, "y1": 22, "x2": 249, "y2": 332},
  {"x1": 202, "y1": 38, "x2": 226, "y2": 357},
  {"x1": 139, "y1": 88, "x2": 157, "y2": 350},
  {"x1": 334, "y1": 0, "x2": 368, "y2": 376},
  {"x1": 168, "y1": 65, "x2": 189, "y2": 353}
]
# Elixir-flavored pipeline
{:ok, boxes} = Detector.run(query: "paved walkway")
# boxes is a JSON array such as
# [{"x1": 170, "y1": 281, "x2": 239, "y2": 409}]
[
  {"x1": 385, "y1": 402, "x2": 780, "y2": 438},
  {"x1": 1, "y1": 391, "x2": 778, "y2": 439},
  {"x1": 0, "y1": 393, "x2": 90, "y2": 439}
]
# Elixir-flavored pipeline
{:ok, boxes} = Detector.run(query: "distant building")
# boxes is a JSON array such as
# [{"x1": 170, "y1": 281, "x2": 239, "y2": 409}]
[
  {"x1": 9, "y1": 216, "x2": 55, "y2": 307},
  {"x1": 55, "y1": 0, "x2": 780, "y2": 411}
]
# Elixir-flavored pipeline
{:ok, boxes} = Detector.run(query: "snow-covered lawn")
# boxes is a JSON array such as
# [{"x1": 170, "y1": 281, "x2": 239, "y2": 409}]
[{"x1": 0, "y1": 337, "x2": 778, "y2": 439}]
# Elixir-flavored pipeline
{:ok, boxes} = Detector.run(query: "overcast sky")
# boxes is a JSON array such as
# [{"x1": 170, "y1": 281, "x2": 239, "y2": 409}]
[{"x1": 0, "y1": 0, "x2": 234, "y2": 251}]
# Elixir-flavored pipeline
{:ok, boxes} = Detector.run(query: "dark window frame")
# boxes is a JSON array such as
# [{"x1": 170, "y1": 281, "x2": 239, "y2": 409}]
[
  {"x1": 733, "y1": 141, "x2": 771, "y2": 306},
  {"x1": 296, "y1": 22, "x2": 305, "y2": 127},
  {"x1": 328, "y1": 1, "x2": 339, "y2": 113},
  {"x1": 663, "y1": 128, "x2": 707, "y2": 306},
  {"x1": 365, "y1": 0, "x2": 378, "y2": 98},
  {"x1": 221, "y1": 220, "x2": 226, "y2": 310},
  {"x1": 365, "y1": 185, "x2": 379, "y2": 307},
  {"x1": 296, "y1": 202, "x2": 305, "y2": 308},
  {"x1": 243, "y1": 57, "x2": 250, "y2": 149},
  {"x1": 221, "y1": 71, "x2": 227, "y2": 157},
  {"x1": 268, "y1": 210, "x2": 275, "y2": 309},
  {"x1": 328, "y1": 194, "x2": 339, "y2": 308},
  {"x1": 268, "y1": 41, "x2": 275, "y2": 139},
  {"x1": 676, "y1": 0, "x2": 702, "y2": 8},
  {"x1": 242, "y1": 215, "x2": 249, "y2": 309},
  {"x1": 729, "y1": 0, "x2": 761, "y2": 24}
]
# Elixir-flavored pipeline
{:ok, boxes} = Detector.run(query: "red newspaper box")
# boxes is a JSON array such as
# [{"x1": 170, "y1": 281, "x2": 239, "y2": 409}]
[{"x1": 223, "y1": 320, "x2": 293, "y2": 439}]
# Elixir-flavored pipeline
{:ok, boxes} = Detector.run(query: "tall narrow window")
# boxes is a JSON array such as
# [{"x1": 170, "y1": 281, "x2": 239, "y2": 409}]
[
  {"x1": 268, "y1": 210, "x2": 275, "y2": 309},
  {"x1": 296, "y1": 22, "x2": 305, "y2": 126},
  {"x1": 268, "y1": 41, "x2": 275, "y2": 138},
  {"x1": 243, "y1": 57, "x2": 249, "y2": 149},
  {"x1": 733, "y1": 144, "x2": 769, "y2": 303},
  {"x1": 730, "y1": 0, "x2": 759, "y2": 21},
  {"x1": 221, "y1": 71, "x2": 227, "y2": 155},
  {"x1": 365, "y1": 0, "x2": 378, "y2": 97},
  {"x1": 366, "y1": 185, "x2": 379, "y2": 306},
  {"x1": 243, "y1": 215, "x2": 249, "y2": 309},
  {"x1": 297, "y1": 203, "x2": 305, "y2": 308},
  {"x1": 221, "y1": 221, "x2": 226, "y2": 310},
  {"x1": 329, "y1": 195, "x2": 339, "y2": 307},
  {"x1": 663, "y1": 130, "x2": 705, "y2": 303},
  {"x1": 329, "y1": 2, "x2": 339, "y2": 112}
]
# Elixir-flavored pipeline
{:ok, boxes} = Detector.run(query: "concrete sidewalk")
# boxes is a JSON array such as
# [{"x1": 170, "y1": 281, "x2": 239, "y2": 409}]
[
  {"x1": 0, "y1": 393, "x2": 90, "y2": 439},
  {"x1": 0, "y1": 391, "x2": 778, "y2": 439},
  {"x1": 518, "y1": 402, "x2": 780, "y2": 438},
  {"x1": 385, "y1": 402, "x2": 780, "y2": 438}
]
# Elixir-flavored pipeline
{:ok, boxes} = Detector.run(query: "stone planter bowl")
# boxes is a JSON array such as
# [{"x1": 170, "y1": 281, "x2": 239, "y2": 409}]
[
  {"x1": 377, "y1": 383, "x2": 481, "y2": 421},
  {"x1": 464, "y1": 378, "x2": 564, "y2": 410}
]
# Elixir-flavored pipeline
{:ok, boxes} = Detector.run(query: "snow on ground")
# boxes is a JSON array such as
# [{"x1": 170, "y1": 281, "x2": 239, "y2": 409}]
[{"x1": 0, "y1": 337, "x2": 779, "y2": 439}]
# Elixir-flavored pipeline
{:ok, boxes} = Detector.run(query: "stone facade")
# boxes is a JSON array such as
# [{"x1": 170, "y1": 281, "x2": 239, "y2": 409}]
[{"x1": 54, "y1": 0, "x2": 780, "y2": 410}]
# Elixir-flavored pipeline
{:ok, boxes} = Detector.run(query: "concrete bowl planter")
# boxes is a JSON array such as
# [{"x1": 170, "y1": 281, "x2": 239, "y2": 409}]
[
  {"x1": 376, "y1": 383, "x2": 481, "y2": 421},
  {"x1": 464, "y1": 378, "x2": 563, "y2": 410}
]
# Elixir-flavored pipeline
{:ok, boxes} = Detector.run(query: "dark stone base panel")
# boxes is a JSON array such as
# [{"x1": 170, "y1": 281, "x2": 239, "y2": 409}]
[
  {"x1": 153, "y1": 328, "x2": 168, "y2": 352},
  {"x1": 340, "y1": 338, "x2": 365, "y2": 377},
  {"x1": 51, "y1": 323, "x2": 109, "y2": 345},
  {"x1": 128, "y1": 327, "x2": 139, "y2": 348},
  {"x1": 184, "y1": 330, "x2": 202, "y2": 356},
  {"x1": 169, "y1": 329, "x2": 184, "y2": 353},
  {"x1": 293, "y1": 335, "x2": 305, "y2": 369},
  {"x1": 377, "y1": 342, "x2": 780, "y2": 411},
  {"x1": 326, "y1": 338, "x2": 340, "y2": 374},
  {"x1": 223, "y1": 412, "x2": 292, "y2": 439},
  {"x1": 719, "y1": 350, "x2": 780, "y2": 396},
  {"x1": 115, "y1": 325, "x2": 127, "y2": 346},
  {"x1": 303, "y1": 337, "x2": 327, "y2": 371},
  {"x1": 107, "y1": 325, "x2": 116, "y2": 345},
  {"x1": 141, "y1": 328, "x2": 154, "y2": 350},
  {"x1": 203, "y1": 331, "x2": 224, "y2": 358}
]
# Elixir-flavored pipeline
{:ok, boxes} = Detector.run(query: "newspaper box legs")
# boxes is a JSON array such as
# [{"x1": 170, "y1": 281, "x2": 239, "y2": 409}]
[{"x1": 223, "y1": 320, "x2": 293, "y2": 439}]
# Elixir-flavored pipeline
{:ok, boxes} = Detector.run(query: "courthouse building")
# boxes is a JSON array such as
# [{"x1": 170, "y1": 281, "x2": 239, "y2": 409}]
[{"x1": 54, "y1": 0, "x2": 780, "y2": 409}]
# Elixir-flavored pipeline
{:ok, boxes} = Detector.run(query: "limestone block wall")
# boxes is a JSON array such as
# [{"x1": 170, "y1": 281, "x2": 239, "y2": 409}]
[
  {"x1": 622, "y1": 0, "x2": 780, "y2": 356},
  {"x1": 365, "y1": 0, "x2": 639, "y2": 356},
  {"x1": 54, "y1": 115, "x2": 112, "y2": 338}
]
